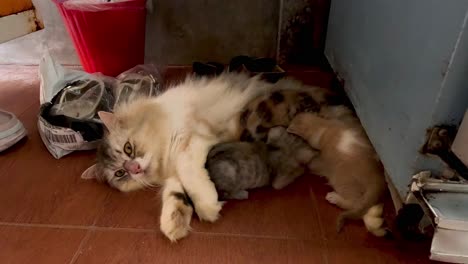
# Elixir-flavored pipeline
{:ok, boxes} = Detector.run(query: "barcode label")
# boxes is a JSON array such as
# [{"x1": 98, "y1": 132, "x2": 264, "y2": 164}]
[
  {"x1": 45, "y1": 129, "x2": 78, "y2": 144},
  {"x1": 38, "y1": 118, "x2": 84, "y2": 150}
]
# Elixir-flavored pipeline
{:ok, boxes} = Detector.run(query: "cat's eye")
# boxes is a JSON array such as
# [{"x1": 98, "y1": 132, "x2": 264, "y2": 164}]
[
  {"x1": 114, "y1": 169, "x2": 126, "y2": 178},
  {"x1": 123, "y1": 142, "x2": 133, "y2": 156}
]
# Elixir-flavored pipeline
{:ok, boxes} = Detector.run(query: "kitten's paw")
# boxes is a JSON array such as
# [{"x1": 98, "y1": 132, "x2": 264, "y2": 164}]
[
  {"x1": 326, "y1": 192, "x2": 342, "y2": 205},
  {"x1": 272, "y1": 175, "x2": 294, "y2": 190},
  {"x1": 272, "y1": 178, "x2": 286, "y2": 190},
  {"x1": 231, "y1": 190, "x2": 249, "y2": 200},
  {"x1": 160, "y1": 199, "x2": 193, "y2": 242},
  {"x1": 195, "y1": 201, "x2": 224, "y2": 222}
]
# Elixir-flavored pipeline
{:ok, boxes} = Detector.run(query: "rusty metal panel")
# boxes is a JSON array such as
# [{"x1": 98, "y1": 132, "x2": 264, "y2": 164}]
[
  {"x1": 0, "y1": 9, "x2": 40, "y2": 44},
  {"x1": 0, "y1": 0, "x2": 33, "y2": 17}
]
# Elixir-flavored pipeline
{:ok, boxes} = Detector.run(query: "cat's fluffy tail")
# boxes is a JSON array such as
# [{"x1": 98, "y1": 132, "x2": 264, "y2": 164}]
[
  {"x1": 197, "y1": 73, "x2": 272, "y2": 126},
  {"x1": 336, "y1": 187, "x2": 388, "y2": 237}
]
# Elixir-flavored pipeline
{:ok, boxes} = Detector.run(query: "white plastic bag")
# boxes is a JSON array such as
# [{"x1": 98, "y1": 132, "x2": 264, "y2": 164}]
[
  {"x1": 38, "y1": 50, "x2": 112, "y2": 158},
  {"x1": 38, "y1": 50, "x2": 163, "y2": 159}
]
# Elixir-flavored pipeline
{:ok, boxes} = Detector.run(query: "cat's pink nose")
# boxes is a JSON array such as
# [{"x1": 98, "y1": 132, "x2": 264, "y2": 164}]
[{"x1": 124, "y1": 160, "x2": 142, "y2": 174}]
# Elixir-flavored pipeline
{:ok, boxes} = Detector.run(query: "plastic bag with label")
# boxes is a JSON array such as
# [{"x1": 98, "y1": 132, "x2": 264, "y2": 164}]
[{"x1": 38, "y1": 50, "x2": 163, "y2": 159}]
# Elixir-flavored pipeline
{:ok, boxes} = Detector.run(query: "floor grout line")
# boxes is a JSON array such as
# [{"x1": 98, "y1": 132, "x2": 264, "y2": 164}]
[
  {"x1": 68, "y1": 229, "x2": 93, "y2": 264},
  {"x1": 0, "y1": 221, "x2": 155, "y2": 232},
  {"x1": 0, "y1": 221, "x2": 321, "y2": 242},
  {"x1": 308, "y1": 185, "x2": 330, "y2": 264},
  {"x1": 191, "y1": 231, "x2": 308, "y2": 241}
]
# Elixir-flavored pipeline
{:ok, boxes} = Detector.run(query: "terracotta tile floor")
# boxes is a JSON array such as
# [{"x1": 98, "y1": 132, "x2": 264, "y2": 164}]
[{"x1": 0, "y1": 65, "x2": 436, "y2": 263}]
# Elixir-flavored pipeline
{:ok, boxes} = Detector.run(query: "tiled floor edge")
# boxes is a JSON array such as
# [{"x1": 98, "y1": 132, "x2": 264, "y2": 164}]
[
  {"x1": 0, "y1": 221, "x2": 323, "y2": 242},
  {"x1": 68, "y1": 229, "x2": 93, "y2": 264},
  {"x1": 308, "y1": 187, "x2": 330, "y2": 264}
]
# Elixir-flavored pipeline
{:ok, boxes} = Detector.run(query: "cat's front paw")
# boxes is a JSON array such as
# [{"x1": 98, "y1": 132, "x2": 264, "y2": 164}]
[
  {"x1": 195, "y1": 201, "x2": 224, "y2": 222},
  {"x1": 325, "y1": 192, "x2": 341, "y2": 205},
  {"x1": 160, "y1": 198, "x2": 193, "y2": 242}
]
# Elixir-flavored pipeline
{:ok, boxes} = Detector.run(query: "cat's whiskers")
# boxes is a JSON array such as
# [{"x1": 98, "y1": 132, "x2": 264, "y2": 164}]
[{"x1": 134, "y1": 175, "x2": 156, "y2": 189}]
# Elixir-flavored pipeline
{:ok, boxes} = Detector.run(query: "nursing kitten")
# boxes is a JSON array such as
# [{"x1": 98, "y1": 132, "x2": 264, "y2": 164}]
[
  {"x1": 205, "y1": 140, "x2": 270, "y2": 200},
  {"x1": 288, "y1": 113, "x2": 388, "y2": 237},
  {"x1": 80, "y1": 73, "x2": 334, "y2": 242},
  {"x1": 206, "y1": 126, "x2": 317, "y2": 200},
  {"x1": 240, "y1": 77, "x2": 349, "y2": 142},
  {"x1": 266, "y1": 126, "x2": 319, "y2": 189}
]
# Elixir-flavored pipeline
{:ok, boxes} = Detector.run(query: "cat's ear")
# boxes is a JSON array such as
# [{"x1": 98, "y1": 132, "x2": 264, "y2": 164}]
[
  {"x1": 98, "y1": 111, "x2": 117, "y2": 131},
  {"x1": 81, "y1": 164, "x2": 98, "y2": 180}
]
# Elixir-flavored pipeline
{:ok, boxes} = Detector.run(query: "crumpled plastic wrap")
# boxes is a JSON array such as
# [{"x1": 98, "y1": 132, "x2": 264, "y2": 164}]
[
  {"x1": 38, "y1": 50, "x2": 163, "y2": 159},
  {"x1": 114, "y1": 64, "x2": 162, "y2": 107}
]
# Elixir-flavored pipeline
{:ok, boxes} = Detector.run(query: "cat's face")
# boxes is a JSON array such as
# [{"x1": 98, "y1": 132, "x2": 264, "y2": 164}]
[
  {"x1": 82, "y1": 111, "x2": 162, "y2": 192},
  {"x1": 97, "y1": 131, "x2": 154, "y2": 192}
]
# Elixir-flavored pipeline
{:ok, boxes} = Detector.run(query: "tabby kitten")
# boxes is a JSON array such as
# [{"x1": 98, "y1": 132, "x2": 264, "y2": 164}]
[
  {"x1": 205, "y1": 126, "x2": 317, "y2": 200},
  {"x1": 266, "y1": 126, "x2": 318, "y2": 189},
  {"x1": 205, "y1": 140, "x2": 270, "y2": 200}
]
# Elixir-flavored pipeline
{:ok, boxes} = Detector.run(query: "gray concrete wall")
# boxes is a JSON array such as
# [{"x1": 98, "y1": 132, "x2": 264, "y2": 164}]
[
  {"x1": 145, "y1": 0, "x2": 279, "y2": 65},
  {"x1": 0, "y1": 0, "x2": 329, "y2": 66}
]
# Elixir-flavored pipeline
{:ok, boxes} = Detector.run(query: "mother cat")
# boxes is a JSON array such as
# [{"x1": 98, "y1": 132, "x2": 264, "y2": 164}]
[{"x1": 81, "y1": 73, "x2": 344, "y2": 241}]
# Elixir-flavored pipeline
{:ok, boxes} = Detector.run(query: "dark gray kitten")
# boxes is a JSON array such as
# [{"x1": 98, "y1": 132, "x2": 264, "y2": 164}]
[{"x1": 205, "y1": 126, "x2": 317, "y2": 200}]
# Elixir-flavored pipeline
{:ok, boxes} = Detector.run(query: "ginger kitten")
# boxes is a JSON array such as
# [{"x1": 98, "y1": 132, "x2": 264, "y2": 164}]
[{"x1": 288, "y1": 112, "x2": 388, "y2": 237}]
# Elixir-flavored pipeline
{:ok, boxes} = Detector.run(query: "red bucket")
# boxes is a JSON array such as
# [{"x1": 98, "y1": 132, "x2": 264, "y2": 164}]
[{"x1": 54, "y1": 0, "x2": 147, "y2": 76}]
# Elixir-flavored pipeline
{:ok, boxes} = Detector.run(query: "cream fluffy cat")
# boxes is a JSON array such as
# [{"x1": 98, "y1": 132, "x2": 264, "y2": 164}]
[
  {"x1": 81, "y1": 73, "x2": 339, "y2": 241},
  {"x1": 288, "y1": 112, "x2": 388, "y2": 237}
]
